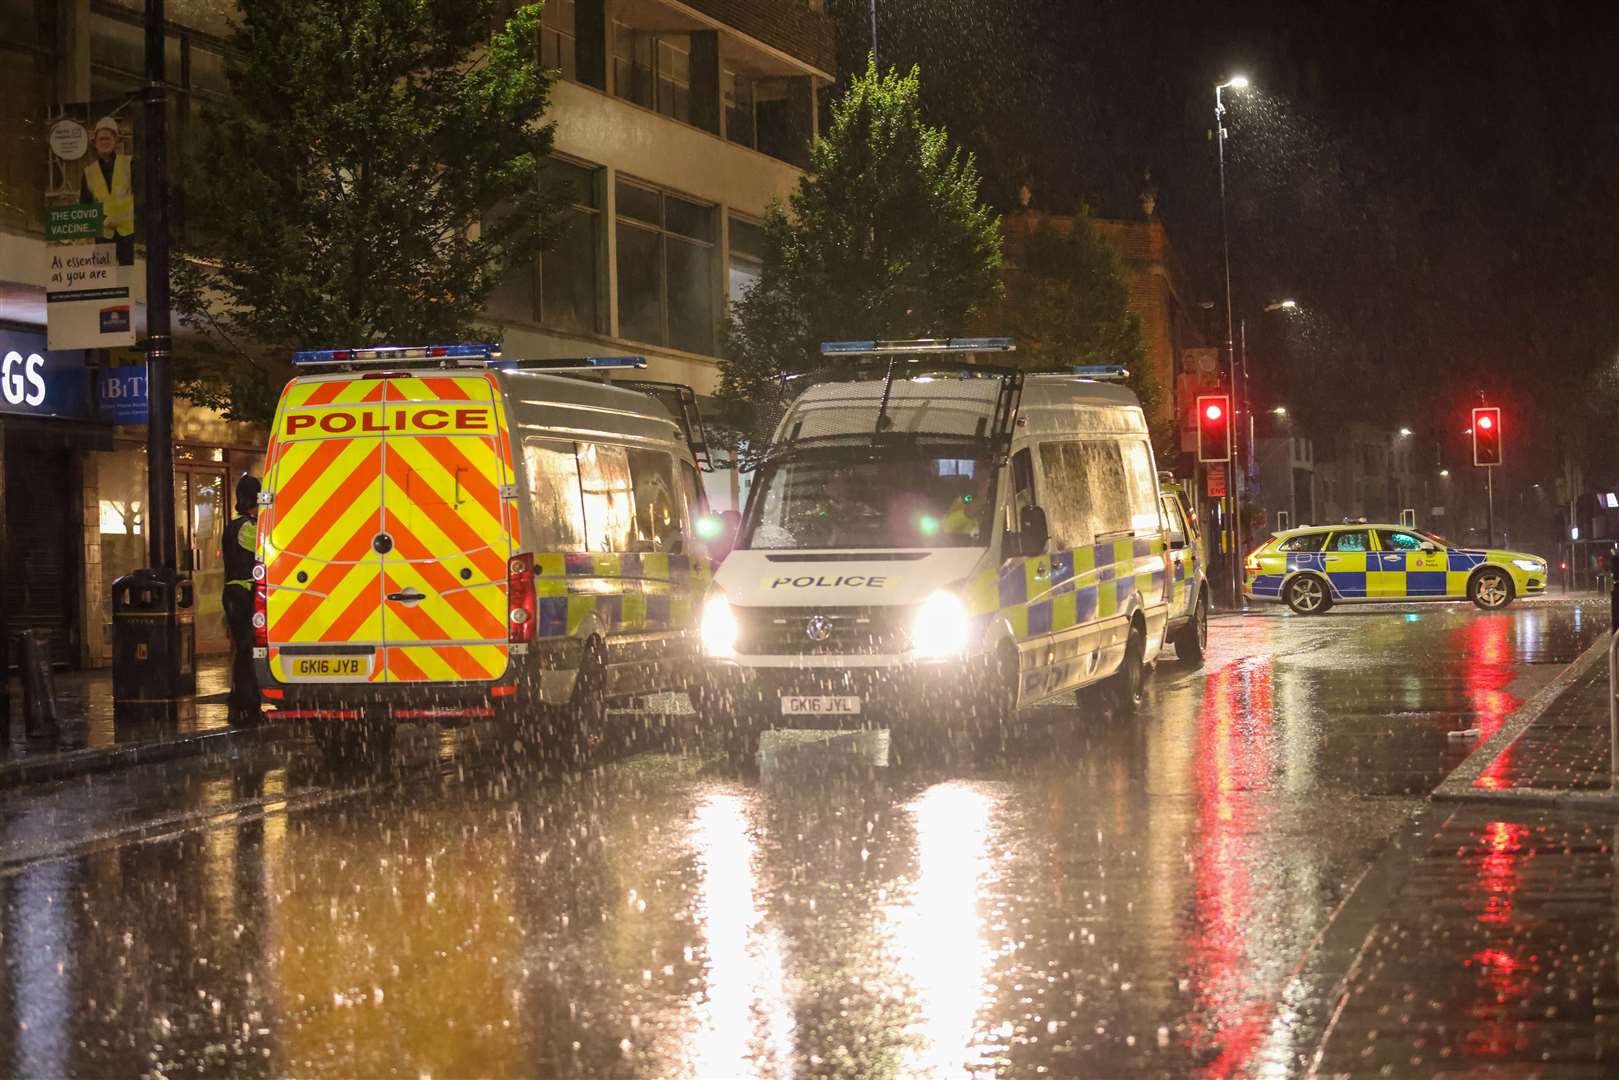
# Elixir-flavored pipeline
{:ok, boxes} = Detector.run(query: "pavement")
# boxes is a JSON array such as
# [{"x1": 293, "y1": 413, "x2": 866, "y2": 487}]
[
  {"x1": 3, "y1": 596, "x2": 1619, "y2": 1076},
  {"x1": 0, "y1": 656, "x2": 284, "y2": 789}
]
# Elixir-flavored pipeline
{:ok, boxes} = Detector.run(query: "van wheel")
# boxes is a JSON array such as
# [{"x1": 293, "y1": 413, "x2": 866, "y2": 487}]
[
  {"x1": 1104, "y1": 621, "x2": 1148, "y2": 715},
  {"x1": 1174, "y1": 593, "x2": 1208, "y2": 665},
  {"x1": 557, "y1": 642, "x2": 608, "y2": 762},
  {"x1": 971, "y1": 644, "x2": 1020, "y2": 737},
  {"x1": 312, "y1": 716, "x2": 393, "y2": 769},
  {"x1": 1285, "y1": 574, "x2": 1332, "y2": 615},
  {"x1": 1469, "y1": 568, "x2": 1514, "y2": 610}
]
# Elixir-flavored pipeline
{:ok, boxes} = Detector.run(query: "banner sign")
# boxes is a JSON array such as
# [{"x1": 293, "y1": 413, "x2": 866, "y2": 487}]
[
  {"x1": 98, "y1": 364, "x2": 149, "y2": 425},
  {"x1": 0, "y1": 329, "x2": 93, "y2": 421},
  {"x1": 44, "y1": 101, "x2": 136, "y2": 350},
  {"x1": 1206, "y1": 463, "x2": 1228, "y2": 499}
]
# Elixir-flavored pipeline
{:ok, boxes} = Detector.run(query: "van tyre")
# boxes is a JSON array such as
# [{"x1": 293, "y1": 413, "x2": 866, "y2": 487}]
[
  {"x1": 556, "y1": 642, "x2": 608, "y2": 762},
  {"x1": 312, "y1": 716, "x2": 393, "y2": 769},
  {"x1": 1174, "y1": 593, "x2": 1208, "y2": 665},
  {"x1": 1104, "y1": 621, "x2": 1149, "y2": 715},
  {"x1": 966, "y1": 644, "x2": 1020, "y2": 749},
  {"x1": 1469, "y1": 568, "x2": 1514, "y2": 611},
  {"x1": 1285, "y1": 574, "x2": 1332, "y2": 615}
]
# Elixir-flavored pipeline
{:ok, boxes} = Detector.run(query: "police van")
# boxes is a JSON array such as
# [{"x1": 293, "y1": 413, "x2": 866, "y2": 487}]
[
  {"x1": 698, "y1": 339, "x2": 1174, "y2": 748},
  {"x1": 253, "y1": 344, "x2": 715, "y2": 761}
]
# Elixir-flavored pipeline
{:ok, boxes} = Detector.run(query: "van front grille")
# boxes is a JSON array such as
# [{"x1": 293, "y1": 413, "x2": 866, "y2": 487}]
[{"x1": 733, "y1": 605, "x2": 912, "y2": 656}]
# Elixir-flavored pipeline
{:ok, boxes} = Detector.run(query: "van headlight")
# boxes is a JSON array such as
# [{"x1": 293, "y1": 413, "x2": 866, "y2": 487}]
[
  {"x1": 911, "y1": 591, "x2": 970, "y2": 659},
  {"x1": 701, "y1": 594, "x2": 738, "y2": 658},
  {"x1": 1511, "y1": 558, "x2": 1541, "y2": 573}
]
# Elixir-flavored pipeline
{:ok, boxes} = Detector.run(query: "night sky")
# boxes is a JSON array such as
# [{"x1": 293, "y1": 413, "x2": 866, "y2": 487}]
[{"x1": 830, "y1": 0, "x2": 1619, "y2": 483}]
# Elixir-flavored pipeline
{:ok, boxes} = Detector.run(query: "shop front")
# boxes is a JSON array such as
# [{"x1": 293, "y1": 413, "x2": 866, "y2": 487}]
[{"x1": 0, "y1": 327, "x2": 266, "y2": 669}]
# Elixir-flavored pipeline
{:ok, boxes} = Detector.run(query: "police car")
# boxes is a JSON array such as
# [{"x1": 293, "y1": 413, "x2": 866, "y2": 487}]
[{"x1": 1244, "y1": 522, "x2": 1547, "y2": 614}]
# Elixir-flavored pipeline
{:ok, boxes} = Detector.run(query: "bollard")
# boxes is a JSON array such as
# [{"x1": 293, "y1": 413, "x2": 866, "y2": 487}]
[{"x1": 18, "y1": 630, "x2": 60, "y2": 741}]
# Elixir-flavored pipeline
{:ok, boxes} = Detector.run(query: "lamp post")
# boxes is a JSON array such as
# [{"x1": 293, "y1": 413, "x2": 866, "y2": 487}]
[{"x1": 1215, "y1": 74, "x2": 1248, "y2": 607}]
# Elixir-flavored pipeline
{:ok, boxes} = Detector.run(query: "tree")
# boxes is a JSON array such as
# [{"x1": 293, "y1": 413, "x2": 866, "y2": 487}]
[
  {"x1": 173, "y1": 0, "x2": 565, "y2": 421},
  {"x1": 716, "y1": 61, "x2": 1003, "y2": 452},
  {"x1": 998, "y1": 212, "x2": 1163, "y2": 446}
]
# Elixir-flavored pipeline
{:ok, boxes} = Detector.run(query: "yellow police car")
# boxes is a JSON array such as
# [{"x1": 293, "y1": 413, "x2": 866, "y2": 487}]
[{"x1": 1244, "y1": 523, "x2": 1546, "y2": 614}]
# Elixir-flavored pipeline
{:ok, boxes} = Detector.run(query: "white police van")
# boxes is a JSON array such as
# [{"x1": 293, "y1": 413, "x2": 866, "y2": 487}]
[{"x1": 698, "y1": 339, "x2": 1173, "y2": 749}]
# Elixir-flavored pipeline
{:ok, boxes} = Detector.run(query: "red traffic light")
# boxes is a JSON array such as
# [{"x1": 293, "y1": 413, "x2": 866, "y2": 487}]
[
  {"x1": 1197, "y1": 394, "x2": 1231, "y2": 463},
  {"x1": 1472, "y1": 406, "x2": 1502, "y2": 467}
]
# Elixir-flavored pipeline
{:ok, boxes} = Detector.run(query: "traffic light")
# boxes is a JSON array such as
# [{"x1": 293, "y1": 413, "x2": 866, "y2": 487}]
[
  {"x1": 1197, "y1": 394, "x2": 1231, "y2": 463},
  {"x1": 1472, "y1": 406, "x2": 1503, "y2": 466}
]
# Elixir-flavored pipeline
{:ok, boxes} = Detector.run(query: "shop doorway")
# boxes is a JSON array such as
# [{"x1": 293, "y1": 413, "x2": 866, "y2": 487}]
[
  {"x1": 176, "y1": 465, "x2": 228, "y2": 653},
  {"x1": 4, "y1": 436, "x2": 80, "y2": 665}
]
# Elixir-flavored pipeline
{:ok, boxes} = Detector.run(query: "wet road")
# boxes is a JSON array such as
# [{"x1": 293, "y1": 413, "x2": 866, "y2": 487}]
[{"x1": 0, "y1": 597, "x2": 1605, "y2": 1077}]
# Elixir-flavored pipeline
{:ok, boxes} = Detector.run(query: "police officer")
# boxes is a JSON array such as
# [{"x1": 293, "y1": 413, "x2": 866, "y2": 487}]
[{"x1": 223, "y1": 474, "x2": 261, "y2": 723}]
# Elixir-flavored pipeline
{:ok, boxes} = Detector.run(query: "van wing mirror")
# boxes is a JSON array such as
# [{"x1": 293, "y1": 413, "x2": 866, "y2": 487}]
[
  {"x1": 1418, "y1": 540, "x2": 1438, "y2": 552},
  {"x1": 1018, "y1": 505, "x2": 1049, "y2": 557}
]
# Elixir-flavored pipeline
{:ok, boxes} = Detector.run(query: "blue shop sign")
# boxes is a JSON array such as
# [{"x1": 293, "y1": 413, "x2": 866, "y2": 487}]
[
  {"x1": 0, "y1": 328, "x2": 93, "y2": 421},
  {"x1": 98, "y1": 365, "x2": 149, "y2": 424}
]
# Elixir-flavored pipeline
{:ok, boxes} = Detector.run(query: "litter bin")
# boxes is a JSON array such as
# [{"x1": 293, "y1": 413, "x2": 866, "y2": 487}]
[{"x1": 112, "y1": 569, "x2": 197, "y2": 703}]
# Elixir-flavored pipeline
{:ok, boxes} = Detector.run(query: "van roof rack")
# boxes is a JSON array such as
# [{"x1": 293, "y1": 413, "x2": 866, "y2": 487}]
[
  {"x1": 774, "y1": 348, "x2": 1024, "y2": 468},
  {"x1": 819, "y1": 337, "x2": 1016, "y2": 357},
  {"x1": 618, "y1": 380, "x2": 713, "y2": 472},
  {"x1": 290, "y1": 343, "x2": 649, "y2": 375}
]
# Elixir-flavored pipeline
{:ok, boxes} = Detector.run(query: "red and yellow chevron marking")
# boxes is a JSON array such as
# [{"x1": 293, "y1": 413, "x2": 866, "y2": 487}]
[{"x1": 259, "y1": 371, "x2": 516, "y2": 686}]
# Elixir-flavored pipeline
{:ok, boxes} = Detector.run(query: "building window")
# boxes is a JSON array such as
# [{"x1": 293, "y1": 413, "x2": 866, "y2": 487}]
[
  {"x1": 728, "y1": 214, "x2": 764, "y2": 306},
  {"x1": 723, "y1": 69, "x2": 755, "y2": 148},
  {"x1": 540, "y1": 158, "x2": 602, "y2": 335},
  {"x1": 615, "y1": 178, "x2": 716, "y2": 355},
  {"x1": 539, "y1": 0, "x2": 577, "y2": 82},
  {"x1": 612, "y1": 23, "x2": 690, "y2": 124}
]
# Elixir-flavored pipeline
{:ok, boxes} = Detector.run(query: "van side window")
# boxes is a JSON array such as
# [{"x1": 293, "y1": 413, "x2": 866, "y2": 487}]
[
  {"x1": 1038, "y1": 442, "x2": 1092, "y2": 548},
  {"x1": 1074, "y1": 441, "x2": 1132, "y2": 539},
  {"x1": 680, "y1": 462, "x2": 708, "y2": 521},
  {"x1": 1122, "y1": 440, "x2": 1160, "y2": 533},
  {"x1": 576, "y1": 442, "x2": 636, "y2": 552},
  {"x1": 1161, "y1": 496, "x2": 1186, "y2": 545},
  {"x1": 522, "y1": 438, "x2": 586, "y2": 552},
  {"x1": 626, "y1": 448, "x2": 684, "y2": 553}
]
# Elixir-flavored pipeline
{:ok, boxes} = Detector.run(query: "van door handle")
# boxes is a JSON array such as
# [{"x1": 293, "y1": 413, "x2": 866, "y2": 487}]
[{"x1": 387, "y1": 588, "x2": 427, "y2": 605}]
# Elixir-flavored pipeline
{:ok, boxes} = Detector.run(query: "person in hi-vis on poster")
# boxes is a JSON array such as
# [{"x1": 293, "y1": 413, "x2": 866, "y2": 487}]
[{"x1": 80, "y1": 117, "x2": 134, "y2": 266}]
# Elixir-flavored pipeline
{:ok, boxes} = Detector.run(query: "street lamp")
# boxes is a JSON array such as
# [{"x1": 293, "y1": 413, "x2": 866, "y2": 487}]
[
  {"x1": 1272, "y1": 406, "x2": 1288, "y2": 416},
  {"x1": 1264, "y1": 299, "x2": 1297, "y2": 312},
  {"x1": 1398, "y1": 427, "x2": 1413, "y2": 437},
  {"x1": 1440, "y1": 469, "x2": 1451, "y2": 478},
  {"x1": 1215, "y1": 73, "x2": 1249, "y2": 609}
]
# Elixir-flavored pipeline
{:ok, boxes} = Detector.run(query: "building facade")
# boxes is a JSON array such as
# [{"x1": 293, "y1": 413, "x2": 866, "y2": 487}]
[{"x1": 0, "y1": 0, "x2": 833, "y2": 666}]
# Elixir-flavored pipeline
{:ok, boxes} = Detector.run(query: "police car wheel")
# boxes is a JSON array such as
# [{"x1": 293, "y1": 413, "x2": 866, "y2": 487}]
[
  {"x1": 1174, "y1": 595, "x2": 1208, "y2": 664},
  {"x1": 1285, "y1": 574, "x2": 1332, "y2": 615},
  {"x1": 1469, "y1": 569, "x2": 1514, "y2": 610}
]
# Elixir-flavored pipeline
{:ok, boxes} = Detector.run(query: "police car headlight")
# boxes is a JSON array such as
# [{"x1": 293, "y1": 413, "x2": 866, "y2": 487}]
[
  {"x1": 912, "y1": 591, "x2": 970, "y2": 659},
  {"x1": 1512, "y1": 559, "x2": 1541, "y2": 572},
  {"x1": 701, "y1": 594, "x2": 738, "y2": 658}
]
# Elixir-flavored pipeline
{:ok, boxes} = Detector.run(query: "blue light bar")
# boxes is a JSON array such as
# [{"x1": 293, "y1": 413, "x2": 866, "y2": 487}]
[
  {"x1": 1071, "y1": 364, "x2": 1130, "y2": 380},
  {"x1": 291, "y1": 343, "x2": 496, "y2": 366},
  {"x1": 819, "y1": 337, "x2": 1015, "y2": 356}
]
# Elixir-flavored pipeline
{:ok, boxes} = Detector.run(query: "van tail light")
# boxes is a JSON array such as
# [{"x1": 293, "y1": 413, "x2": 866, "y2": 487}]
[
  {"x1": 508, "y1": 553, "x2": 536, "y2": 644},
  {"x1": 1244, "y1": 553, "x2": 1261, "y2": 573},
  {"x1": 252, "y1": 561, "x2": 268, "y2": 647}
]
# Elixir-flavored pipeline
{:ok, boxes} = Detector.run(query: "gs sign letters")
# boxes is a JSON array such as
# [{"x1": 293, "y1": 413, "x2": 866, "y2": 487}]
[{"x1": 0, "y1": 329, "x2": 92, "y2": 420}]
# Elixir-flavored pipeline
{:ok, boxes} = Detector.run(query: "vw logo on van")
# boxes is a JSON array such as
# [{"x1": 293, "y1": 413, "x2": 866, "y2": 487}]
[{"x1": 804, "y1": 615, "x2": 834, "y2": 642}]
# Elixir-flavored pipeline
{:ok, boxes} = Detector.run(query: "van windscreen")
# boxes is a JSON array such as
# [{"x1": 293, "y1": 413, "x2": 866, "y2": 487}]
[{"x1": 741, "y1": 445, "x2": 997, "y2": 550}]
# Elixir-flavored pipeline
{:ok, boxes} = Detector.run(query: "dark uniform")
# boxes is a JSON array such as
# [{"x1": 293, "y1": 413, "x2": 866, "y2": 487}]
[{"x1": 223, "y1": 474, "x2": 260, "y2": 721}]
